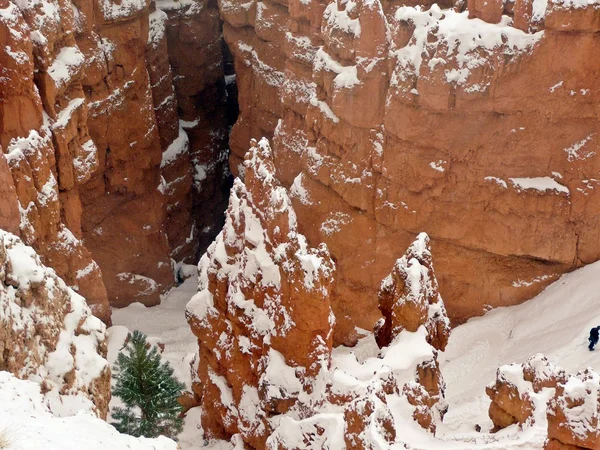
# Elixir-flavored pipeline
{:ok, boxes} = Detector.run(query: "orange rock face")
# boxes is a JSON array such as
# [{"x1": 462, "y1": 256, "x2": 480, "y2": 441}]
[
  {"x1": 220, "y1": 0, "x2": 600, "y2": 342},
  {"x1": 0, "y1": 0, "x2": 231, "y2": 316},
  {"x1": 0, "y1": 0, "x2": 111, "y2": 321},
  {"x1": 187, "y1": 139, "x2": 451, "y2": 447}
]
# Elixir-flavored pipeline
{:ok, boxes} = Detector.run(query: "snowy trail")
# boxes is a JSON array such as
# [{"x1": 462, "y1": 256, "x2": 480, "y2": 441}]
[{"x1": 440, "y1": 261, "x2": 600, "y2": 440}]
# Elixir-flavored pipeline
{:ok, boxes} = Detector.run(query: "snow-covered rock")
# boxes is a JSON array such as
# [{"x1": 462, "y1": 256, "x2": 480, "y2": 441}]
[
  {"x1": 0, "y1": 229, "x2": 110, "y2": 418},
  {"x1": 186, "y1": 138, "x2": 335, "y2": 447}
]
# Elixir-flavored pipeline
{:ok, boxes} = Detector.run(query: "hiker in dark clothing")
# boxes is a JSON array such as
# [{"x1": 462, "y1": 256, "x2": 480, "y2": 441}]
[{"x1": 589, "y1": 326, "x2": 600, "y2": 351}]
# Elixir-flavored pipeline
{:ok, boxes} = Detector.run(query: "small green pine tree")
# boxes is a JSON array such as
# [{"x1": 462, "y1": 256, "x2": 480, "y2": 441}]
[{"x1": 111, "y1": 330, "x2": 185, "y2": 439}]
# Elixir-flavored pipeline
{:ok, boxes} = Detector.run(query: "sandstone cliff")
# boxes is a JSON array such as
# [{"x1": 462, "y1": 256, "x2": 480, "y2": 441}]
[
  {"x1": 219, "y1": 0, "x2": 600, "y2": 342},
  {"x1": 0, "y1": 0, "x2": 231, "y2": 318}
]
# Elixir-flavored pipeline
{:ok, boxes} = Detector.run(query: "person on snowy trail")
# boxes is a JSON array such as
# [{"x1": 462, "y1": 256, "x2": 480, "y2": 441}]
[{"x1": 589, "y1": 326, "x2": 600, "y2": 351}]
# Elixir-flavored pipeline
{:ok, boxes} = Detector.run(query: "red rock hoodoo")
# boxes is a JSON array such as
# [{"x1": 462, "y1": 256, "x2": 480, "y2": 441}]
[
  {"x1": 187, "y1": 138, "x2": 451, "y2": 448},
  {"x1": 220, "y1": 0, "x2": 600, "y2": 340}
]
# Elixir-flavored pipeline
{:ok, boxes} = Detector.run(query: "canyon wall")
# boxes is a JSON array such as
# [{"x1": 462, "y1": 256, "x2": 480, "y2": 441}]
[
  {"x1": 0, "y1": 0, "x2": 231, "y2": 318},
  {"x1": 220, "y1": 0, "x2": 600, "y2": 341}
]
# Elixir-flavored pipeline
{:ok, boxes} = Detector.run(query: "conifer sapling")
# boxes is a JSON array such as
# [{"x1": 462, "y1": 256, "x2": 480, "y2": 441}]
[{"x1": 111, "y1": 330, "x2": 185, "y2": 438}]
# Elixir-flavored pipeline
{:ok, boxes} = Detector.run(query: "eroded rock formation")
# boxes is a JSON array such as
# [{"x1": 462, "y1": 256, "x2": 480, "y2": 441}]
[
  {"x1": 219, "y1": 0, "x2": 600, "y2": 342},
  {"x1": 187, "y1": 138, "x2": 336, "y2": 446},
  {"x1": 486, "y1": 354, "x2": 600, "y2": 450},
  {"x1": 0, "y1": 0, "x2": 231, "y2": 317},
  {"x1": 0, "y1": 229, "x2": 110, "y2": 418},
  {"x1": 0, "y1": 0, "x2": 112, "y2": 320},
  {"x1": 187, "y1": 139, "x2": 451, "y2": 448}
]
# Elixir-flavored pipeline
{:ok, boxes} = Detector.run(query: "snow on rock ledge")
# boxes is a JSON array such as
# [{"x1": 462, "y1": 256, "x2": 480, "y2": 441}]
[{"x1": 0, "y1": 229, "x2": 110, "y2": 418}]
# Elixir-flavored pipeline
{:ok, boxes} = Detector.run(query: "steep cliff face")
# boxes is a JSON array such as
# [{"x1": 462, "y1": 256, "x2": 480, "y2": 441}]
[
  {"x1": 0, "y1": 0, "x2": 112, "y2": 321},
  {"x1": 219, "y1": 0, "x2": 600, "y2": 339},
  {"x1": 157, "y1": 0, "x2": 231, "y2": 258},
  {"x1": 0, "y1": 0, "x2": 231, "y2": 316}
]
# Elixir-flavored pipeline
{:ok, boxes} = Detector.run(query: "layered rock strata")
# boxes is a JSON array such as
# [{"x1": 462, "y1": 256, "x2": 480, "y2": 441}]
[
  {"x1": 187, "y1": 139, "x2": 451, "y2": 448},
  {"x1": 219, "y1": 0, "x2": 600, "y2": 340},
  {"x1": 0, "y1": 229, "x2": 110, "y2": 418}
]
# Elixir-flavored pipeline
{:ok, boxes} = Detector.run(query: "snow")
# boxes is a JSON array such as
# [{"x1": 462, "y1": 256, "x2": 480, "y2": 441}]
[
  {"x1": 441, "y1": 261, "x2": 600, "y2": 445},
  {"x1": 484, "y1": 176, "x2": 508, "y2": 189},
  {"x1": 390, "y1": 6, "x2": 543, "y2": 88},
  {"x1": 148, "y1": 8, "x2": 167, "y2": 48},
  {"x1": 116, "y1": 273, "x2": 159, "y2": 296},
  {"x1": 161, "y1": 127, "x2": 190, "y2": 169},
  {"x1": 0, "y1": 372, "x2": 177, "y2": 449},
  {"x1": 289, "y1": 173, "x2": 312, "y2": 205},
  {"x1": 324, "y1": 0, "x2": 361, "y2": 37},
  {"x1": 510, "y1": 176, "x2": 570, "y2": 195},
  {"x1": 98, "y1": 0, "x2": 147, "y2": 21},
  {"x1": 564, "y1": 135, "x2": 595, "y2": 162},
  {"x1": 320, "y1": 211, "x2": 352, "y2": 236},
  {"x1": 52, "y1": 97, "x2": 84, "y2": 129},
  {"x1": 315, "y1": 47, "x2": 360, "y2": 89},
  {"x1": 48, "y1": 47, "x2": 84, "y2": 90},
  {"x1": 237, "y1": 43, "x2": 285, "y2": 88}
]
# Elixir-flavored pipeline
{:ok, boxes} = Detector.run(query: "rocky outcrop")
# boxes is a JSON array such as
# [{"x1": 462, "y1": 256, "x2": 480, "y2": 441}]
[
  {"x1": 375, "y1": 233, "x2": 450, "y2": 433},
  {"x1": 547, "y1": 369, "x2": 600, "y2": 450},
  {"x1": 486, "y1": 354, "x2": 600, "y2": 450},
  {"x1": 0, "y1": 229, "x2": 110, "y2": 418},
  {"x1": 219, "y1": 0, "x2": 600, "y2": 341},
  {"x1": 187, "y1": 138, "x2": 335, "y2": 446},
  {"x1": 0, "y1": 0, "x2": 231, "y2": 316},
  {"x1": 375, "y1": 232, "x2": 451, "y2": 352},
  {"x1": 487, "y1": 354, "x2": 566, "y2": 432},
  {"x1": 187, "y1": 139, "x2": 451, "y2": 448}
]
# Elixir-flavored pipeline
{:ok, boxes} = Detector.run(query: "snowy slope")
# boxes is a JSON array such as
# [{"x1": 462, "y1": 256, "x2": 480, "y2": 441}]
[
  {"x1": 105, "y1": 261, "x2": 600, "y2": 449},
  {"x1": 439, "y1": 260, "x2": 600, "y2": 442},
  {"x1": 0, "y1": 372, "x2": 177, "y2": 450}
]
